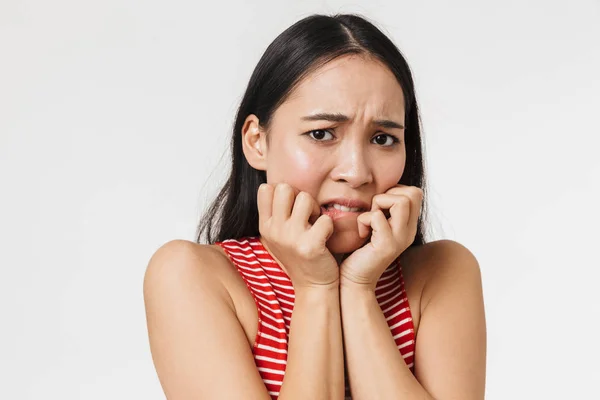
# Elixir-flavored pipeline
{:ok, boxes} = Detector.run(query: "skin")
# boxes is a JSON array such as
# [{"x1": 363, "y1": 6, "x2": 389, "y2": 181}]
[
  {"x1": 241, "y1": 53, "x2": 407, "y2": 261},
  {"x1": 143, "y1": 53, "x2": 486, "y2": 399}
]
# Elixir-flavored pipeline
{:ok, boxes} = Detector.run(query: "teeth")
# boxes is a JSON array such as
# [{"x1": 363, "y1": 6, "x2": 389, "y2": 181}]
[{"x1": 326, "y1": 203, "x2": 361, "y2": 212}]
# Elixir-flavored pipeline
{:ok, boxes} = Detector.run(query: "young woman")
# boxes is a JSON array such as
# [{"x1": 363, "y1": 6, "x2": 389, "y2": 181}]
[{"x1": 144, "y1": 13, "x2": 486, "y2": 400}]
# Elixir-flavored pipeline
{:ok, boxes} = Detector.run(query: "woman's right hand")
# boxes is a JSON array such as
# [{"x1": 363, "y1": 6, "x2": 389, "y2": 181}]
[{"x1": 257, "y1": 182, "x2": 339, "y2": 290}]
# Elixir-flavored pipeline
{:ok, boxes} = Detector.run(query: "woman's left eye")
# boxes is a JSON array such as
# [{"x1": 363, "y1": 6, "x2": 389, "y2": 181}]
[
  {"x1": 307, "y1": 129, "x2": 334, "y2": 141},
  {"x1": 372, "y1": 134, "x2": 400, "y2": 147}
]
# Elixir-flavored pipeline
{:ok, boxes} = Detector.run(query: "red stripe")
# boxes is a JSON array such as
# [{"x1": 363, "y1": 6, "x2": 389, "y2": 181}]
[{"x1": 216, "y1": 237, "x2": 416, "y2": 400}]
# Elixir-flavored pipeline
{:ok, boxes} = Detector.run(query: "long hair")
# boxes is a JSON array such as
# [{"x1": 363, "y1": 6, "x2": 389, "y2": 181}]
[{"x1": 196, "y1": 13, "x2": 431, "y2": 247}]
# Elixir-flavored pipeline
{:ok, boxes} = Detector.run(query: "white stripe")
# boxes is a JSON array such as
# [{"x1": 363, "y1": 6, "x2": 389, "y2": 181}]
[
  {"x1": 257, "y1": 257, "x2": 283, "y2": 265},
  {"x1": 381, "y1": 296, "x2": 407, "y2": 314},
  {"x1": 263, "y1": 379, "x2": 283, "y2": 386},
  {"x1": 377, "y1": 271, "x2": 398, "y2": 284},
  {"x1": 261, "y1": 320, "x2": 287, "y2": 333},
  {"x1": 260, "y1": 310, "x2": 285, "y2": 325},
  {"x1": 385, "y1": 307, "x2": 409, "y2": 322},
  {"x1": 376, "y1": 285, "x2": 400, "y2": 300},
  {"x1": 274, "y1": 295, "x2": 294, "y2": 307},
  {"x1": 244, "y1": 278, "x2": 271, "y2": 288},
  {"x1": 252, "y1": 287, "x2": 277, "y2": 298},
  {"x1": 273, "y1": 288, "x2": 295, "y2": 299},
  {"x1": 258, "y1": 367, "x2": 285, "y2": 375},
  {"x1": 376, "y1": 277, "x2": 400, "y2": 292},
  {"x1": 378, "y1": 289, "x2": 405, "y2": 308},
  {"x1": 270, "y1": 280, "x2": 294, "y2": 291},
  {"x1": 264, "y1": 274, "x2": 292, "y2": 283},
  {"x1": 255, "y1": 355, "x2": 288, "y2": 365},
  {"x1": 236, "y1": 264, "x2": 263, "y2": 273},
  {"x1": 390, "y1": 317, "x2": 412, "y2": 330},
  {"x1": 262, "y1": 264, "x2": 283, "y2": 272},
  {"x1": 402, "y1": 351, "x2": 414, "y2": 359},
  {"x1": 397, "y1": 339, "x2": 414, "y2": 350},
  {"x1": 259, "y1": 331, "x2": 287, "y2": 344},
  {"x1": 225, "y1": 249, "x2": 256, "y2": 259},
  {"x1": 393, "y1": 328, "x2": 414, "y2": 340},
  {"x1": 257, "y1": 343, "x2": 288, "y2": 354},
  {"x1": 407, "y1": 362, "x2": 414, "y2": 369},
  {"x1": 254, "y1": 297, "x2": 283, "y2": 313},
  {"x1": 232, "y1": 257, "x2": 261, "y2": 266}
]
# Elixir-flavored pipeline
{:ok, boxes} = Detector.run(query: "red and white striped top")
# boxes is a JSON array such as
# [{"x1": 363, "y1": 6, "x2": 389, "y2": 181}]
[{"x1": 216, "y1": 236, "x2": 416, "y2": 399}]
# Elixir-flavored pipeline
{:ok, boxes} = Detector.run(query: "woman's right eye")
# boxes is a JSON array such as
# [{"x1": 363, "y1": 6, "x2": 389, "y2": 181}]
[{"x1": 306, "y1": 129, "x2": 334, "y2": 141}]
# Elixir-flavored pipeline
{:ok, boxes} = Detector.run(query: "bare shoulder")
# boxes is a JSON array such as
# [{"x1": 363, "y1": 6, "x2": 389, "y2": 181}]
[
  {"x1": 143, "y1": 240, "x2": 259, "y2": 346},
  {"x1": 142, "y1": 240, "x2": 270, "y2": 398},
  {"x1": 143, "y1": 240, "x2": 238, "y2": 313},
  {"x1": 401, "y1": 240, "x2": 486, "y2": 399},
  {"x1": 400, "y1": 240, "x2": 482, "y2": 329}
]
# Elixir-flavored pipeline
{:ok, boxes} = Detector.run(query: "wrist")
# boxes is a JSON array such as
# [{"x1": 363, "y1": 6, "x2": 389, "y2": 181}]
[
  {"x1": 294, "y1": 281, "x2": 340, "y2": 297},
  {"x1": 340, "y1": 277, "x2": 376, "y2": 295}
]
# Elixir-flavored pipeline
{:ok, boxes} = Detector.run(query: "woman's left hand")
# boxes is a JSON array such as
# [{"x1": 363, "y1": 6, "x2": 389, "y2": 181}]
[{"x1": 339, "y1": 184, "x2": 423, "y2": 290}]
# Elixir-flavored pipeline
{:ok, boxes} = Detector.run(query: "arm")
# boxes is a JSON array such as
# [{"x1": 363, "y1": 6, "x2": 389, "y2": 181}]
[
  {"x1": 279, "y1": 285, "x2": 345, "y2": 399},
  {"x1": 340, "y1": 240, "x2": 486, "y2": 400},
  {"x1": 143, "y1": 240, "x2": 344, "y2": 399}
]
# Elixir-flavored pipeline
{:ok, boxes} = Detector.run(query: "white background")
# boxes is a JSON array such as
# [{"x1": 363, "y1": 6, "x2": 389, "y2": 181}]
[{"x1": 1, "y1": 0, "x2": 599, "y2": 398}]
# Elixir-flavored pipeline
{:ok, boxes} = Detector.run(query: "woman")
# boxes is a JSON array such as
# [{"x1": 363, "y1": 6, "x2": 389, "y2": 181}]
[{"x1": 144, "y1": 13, "x2": 486, "y2": 399}]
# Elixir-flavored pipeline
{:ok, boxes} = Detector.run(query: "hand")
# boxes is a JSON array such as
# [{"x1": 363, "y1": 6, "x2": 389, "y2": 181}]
[
  {"x1": 257, "y1": 183, "x2": 340, "y2": 290},
  {"x1": 339, "y1": 184, "x2": 423, "y2": 290}
]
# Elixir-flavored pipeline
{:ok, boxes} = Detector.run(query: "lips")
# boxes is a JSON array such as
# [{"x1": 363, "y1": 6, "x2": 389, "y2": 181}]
[{"x1": 319, "y1": 197, "x2": 371, "y2": 214}]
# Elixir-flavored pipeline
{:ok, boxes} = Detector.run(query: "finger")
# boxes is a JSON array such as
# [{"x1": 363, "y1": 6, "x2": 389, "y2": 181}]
[
  {"x1": 356, "y1": 211, "x2": 373, "y2": 238},
  {"x1": 310, "y1": 214, "x2": 334, "y2": 245},
  {"x1": 357, "y1": 209, "x2": 393, "y2": 239},
  {"x1": 384, "y1": 186, "x2": 423, "y2": 225},
  {"x1": 272, "y1": 183, "x2": 297, "y2": 222},
  {"x1": 407, "y1": 188, "x2": 424, "y2": 233},
  {"x1": 291, "y1": 191, "x2": 321, "y2": 226},
  {"x1": 257, "y1": 183, "x2": 274, "y2": 227},
  {"x1": 388, "y1": 196, "x2": 411, "y2": 238},
  {"x1": 370, "y1": 193, "x2": 401, "y2": 218},
  {"x1": 369, "y1": 209, "x2": 393, "y2": 240}
]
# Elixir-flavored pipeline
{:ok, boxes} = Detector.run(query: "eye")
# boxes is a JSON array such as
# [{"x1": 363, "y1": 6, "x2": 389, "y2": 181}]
[
  {"x1": 372, "y1": 134, "x2": 401, "y2": 147},
  {"x1": 306, "y1": 129, "x2": 334, "y2": 141}
]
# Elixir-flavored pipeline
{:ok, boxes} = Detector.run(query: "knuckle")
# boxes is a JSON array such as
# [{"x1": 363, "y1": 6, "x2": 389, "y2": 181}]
[
  {"x1": 296, "y1": 191, "x2": 311, "y2": 204},
  {"x1": 398, "y1": 195, "x2": 411, "y2": 205},
  {"x1": 296, "y1": 240, "x2": 316, "y2": 258},
  {"x1": 276, "y1": 182, "x2": 291, "y2": 193}
]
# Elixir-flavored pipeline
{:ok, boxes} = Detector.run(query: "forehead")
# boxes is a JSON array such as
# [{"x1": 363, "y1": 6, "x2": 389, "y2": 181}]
[{"x1": 280, "y1": 54, "x2": 405, "y2": 117}]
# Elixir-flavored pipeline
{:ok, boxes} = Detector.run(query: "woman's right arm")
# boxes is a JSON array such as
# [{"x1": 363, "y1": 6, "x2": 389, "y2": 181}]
[
  {"x1": 279, "y1": 283, "x2": 344, "y2": 399},
  {"x1": 143, "y1": 239, "x2": 344, "y2": 399}
]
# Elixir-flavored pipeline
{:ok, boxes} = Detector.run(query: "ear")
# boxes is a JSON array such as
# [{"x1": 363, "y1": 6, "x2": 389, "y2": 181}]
[{"x1": 241, "y1": 114, "x2": 268, "y2": 171}]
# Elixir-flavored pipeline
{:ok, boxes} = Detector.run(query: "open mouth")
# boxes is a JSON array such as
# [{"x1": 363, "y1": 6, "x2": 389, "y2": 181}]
[{"x1": 321, "y1": 203, "x2": 366, "y2": 213}]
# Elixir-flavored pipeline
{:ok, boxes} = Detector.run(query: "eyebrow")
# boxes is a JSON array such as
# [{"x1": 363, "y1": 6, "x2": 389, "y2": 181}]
[{"x1": 301, "y1": 112, "x2": 405, "y2": 130}]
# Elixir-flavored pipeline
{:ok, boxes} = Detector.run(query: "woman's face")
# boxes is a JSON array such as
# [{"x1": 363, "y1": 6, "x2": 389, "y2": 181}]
[{"x1": 256, "y1": 54, "x2": 406, "y2": 259}]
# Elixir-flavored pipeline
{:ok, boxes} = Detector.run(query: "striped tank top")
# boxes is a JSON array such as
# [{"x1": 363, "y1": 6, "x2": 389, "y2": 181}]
[{"x1": 215, "y1": 236, "x2": 416, "y2": 399}]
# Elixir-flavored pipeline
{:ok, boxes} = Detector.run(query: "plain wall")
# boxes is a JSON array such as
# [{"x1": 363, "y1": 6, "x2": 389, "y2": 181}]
[{"x1": 1, "y1": 0, "x2": 599, "y2": 398}]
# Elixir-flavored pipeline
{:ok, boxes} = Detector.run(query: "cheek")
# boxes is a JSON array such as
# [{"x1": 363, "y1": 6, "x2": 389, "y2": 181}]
[
  {"x1": 376, "y1": 157, "x2": 405, "y2": 187},
  {"x1": 268, "y1": 144, "x2": 327, "y2": 189},
  {"x1": 286, "y1": 149, "x2": 326, "y2": 189}
]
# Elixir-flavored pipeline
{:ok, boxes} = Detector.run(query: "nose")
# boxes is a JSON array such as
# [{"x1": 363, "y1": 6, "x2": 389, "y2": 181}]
[{"x1": 330, "y1": 139, "x2": 374, "y2": 188}]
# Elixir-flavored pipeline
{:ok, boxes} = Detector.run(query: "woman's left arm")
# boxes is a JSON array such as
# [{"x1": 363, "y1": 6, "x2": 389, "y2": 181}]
[{"x1": 340, "y1": 240, "x2": 486, "y2": 400}]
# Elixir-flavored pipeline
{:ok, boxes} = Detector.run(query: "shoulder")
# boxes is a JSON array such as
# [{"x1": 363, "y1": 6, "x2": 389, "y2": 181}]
[
  {"x1": 400, "y1": 239, "x2": 482, "y2": 312},
  {"x1": 142, "y1": 240, "x2": 270, "y2": 397},
  {"x1": 400, "y1": 240, "x2": 486, "y2": 398},
  {"x1": 143, "y1": 239, "x2": 236, "y2": 310},
  {"x1": 144, "y1": 239, "x2": 231, "y2": 279}
]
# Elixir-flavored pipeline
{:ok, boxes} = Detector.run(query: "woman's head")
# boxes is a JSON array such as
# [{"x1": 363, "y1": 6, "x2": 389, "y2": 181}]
[{"x1": 197, "y1": 13, "x2": 429, "y2": 253}]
